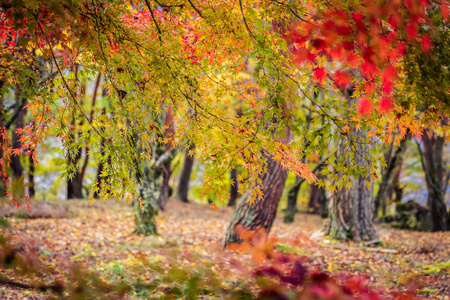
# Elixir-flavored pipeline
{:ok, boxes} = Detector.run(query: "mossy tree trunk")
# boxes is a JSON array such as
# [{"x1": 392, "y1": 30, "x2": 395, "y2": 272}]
[
  {"x1": 134, "y1": 109, "x2": 174, "y2": 235},
  {"x1": 224, "y1": 154, "x2": 288, "y2": 246},
  {"x1": 134, "y1": 161, "x2": 164, "y2": 236},
  {"x1": 177, "y1": 143, "x2": 195, "y2": 203}
]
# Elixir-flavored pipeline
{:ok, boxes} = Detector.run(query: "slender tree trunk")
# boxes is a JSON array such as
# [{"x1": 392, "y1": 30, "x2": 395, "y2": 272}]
[
  {"x1": 94, "y1": 120, "x2": 106, "y2": 200},
  {"x1": 28, "y1": 150, "x2": 35, "y2": 198},
  {"x1": 224, "y1": 154, "x2": 288, "y2": 246},
  {"x1": 158, "y1": 106, "x2": 175, "y2": 211},
  {"x1": 319, "y1": 181, "x2": 328, "y2": 218},
  {"x1": 177, "y1": 143, "x2": 195, "y2": 203},
  {"x1": 374, "y1": 133, "x2": 409, "y2": 220},
  {"x1": 10, "y1": 94, "x2": 26, "y2": 200},
  {"x1": 67, "y1": 171, "x2": 83, "y2": 199},
  {"x1": 284, "y1": 158, "x2": 328, "y2": 223},
  {"x1": 67, "y1": 66, "x2": 84, "y2": 200},
  {"x1": 67, "y1": 117, "x2": 83, "y2": 199},
  {"x1": 0, "y1": 91, "x2": 6, "y2": 198},
  {"x1": 283, "y1": 176, "x2": 305, "y2": 223},
  {"x1": 227, "y1": 168, "x2": 239, "y2": 207},
  {"x1": 417, "y1": 130, "x2": 448, "y2": 232},
  {"x1": 308, "y1": 183, "x2": 320, "y2": 214}
]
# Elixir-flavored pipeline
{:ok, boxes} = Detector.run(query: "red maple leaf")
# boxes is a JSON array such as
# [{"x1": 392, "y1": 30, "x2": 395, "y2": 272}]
[
  {"x1": 379, "y1": 98, "x2": 393, "y2": 113},
  {"x1": 421, "y1": 35, "x2": 432, "y2": 52},
  {"x1": 313, "y1": 67, "x2": 327, "y2": 82},
  {"x1": 342, "y1": 41, "x2": 354, "y2": 51},
  {"x1": 442, "y1": 2, "x2": 449, "y2": 20},
  {"x1": 358, "y1": 98, "x2": 373, "y2": 116},
  {"x1": 406, "y1": 23, "x2": 418, "y2": 40},
  {"x1": 333, "y1": 70, "x2": 352, "y2": 90}
]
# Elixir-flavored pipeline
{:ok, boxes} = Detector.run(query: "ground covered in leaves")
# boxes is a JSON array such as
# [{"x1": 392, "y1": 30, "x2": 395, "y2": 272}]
[{"x1": 1, "y1": 200, "x2": 449, "y2": 299}]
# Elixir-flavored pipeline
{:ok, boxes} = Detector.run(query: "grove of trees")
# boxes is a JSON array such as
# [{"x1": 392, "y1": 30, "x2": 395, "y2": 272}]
[{"x1": 1, "y1": 0, "x2": 449, "y2": 298}]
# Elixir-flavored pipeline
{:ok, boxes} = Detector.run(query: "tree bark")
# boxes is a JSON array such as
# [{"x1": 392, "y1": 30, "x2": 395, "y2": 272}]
[
  {"x1": 10, "y1": 95, "x2": 26, "y2": 200},
  {"x1": 326, "y1": 88, "x2": 378, "y2": 242},
  {"x1": 227, "y1": 168, "x2": 239, "y2": 207},
  {"x1": 134, "y1": 161, "x2": 163, "y2": 236},
  {"x1": 417, "y1": 129, "x2": 448, "y2": 232},
  {"x1": 177, "y1": 143, "x2": 195, "y2": 203},
  {"x1": 319, "y1": 181, "x2": 328, "y2": 218},
  {"x1": 327, "y1": 171, "x2": 378, "y2": 241},
  {"x1": 0, "y1": 90, "x2": 6, "y2": 198},
  {"x1": 283, "y1": 176, "x2": 305, "y2": 223},
  {"x1": 224, "y1": 154, "x2": 289, "y2": 246},
  {"x1": 134, "y1": 109, "x2": 174, "y2": 235},
  {"x1": 28, "y1": 150, "x2": 35, "y2": 198},
  {"x1": 67, "y1": 66, "x2": 84, "y2": 200},
  {"x1": 67, "y1": 122, "x2": 83, "y2": 199},
  {"x1": 94, "y1": 110, "x2": 108, "y2": 199},
  {"x1": 284, "y1": 158, "x2": 328, "y2": 223},
  {"x1": 308, "y1": 172, "x2": 327, "y2": 217},
  {"x1": 158, "y1": 106, "x2": 175, "y2": 211},
  {"x1": 374, "y1": 133, "x2": 409, "y2": 220}
]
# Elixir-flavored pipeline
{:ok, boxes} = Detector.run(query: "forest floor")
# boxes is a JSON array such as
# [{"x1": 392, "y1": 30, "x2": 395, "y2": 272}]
[{"x1": 1, "y1": 200, "x2": 449, "y2": 299}]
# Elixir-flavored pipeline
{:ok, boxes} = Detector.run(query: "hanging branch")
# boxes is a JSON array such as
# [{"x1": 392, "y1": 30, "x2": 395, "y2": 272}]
[{"x1": 80, "y1": 73, "x2": 102, "y2": 181}]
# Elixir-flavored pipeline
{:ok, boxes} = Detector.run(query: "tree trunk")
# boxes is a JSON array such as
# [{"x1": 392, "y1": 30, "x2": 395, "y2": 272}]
[
  {"x1": 326, "y1": 89, "x2": 378, "y2": 242},
  {"x1": 177, "y1": 143, "x2": 195, "y2": 203},
  {"x1": 10, "y1": 96, "x2": 26, "y2": 200},
  {"x1": 417, "y1": 129, "x2": 448, "y2": 232},
  {"x1": 283, "y1": 176, "x2": 305, "y2": 223},
  {"x1": 0, "y1": 90, "x2": 6, "y2": 198},
  {"x1": 374, "y1": 133, "x2": 409, "y2": 221},
  {"x1": 28, "y1": 150, "x2": 35, "y2": 198},
  {"x1": 158, "y1": 160, "x2": 171, "y2": 210},
  {"x1": 227, "y1": 168, "x2": 239, "y2": 207},
  {"x1": 134, "y1": 110, "x2": 174, "y2": 235},
  {"x1": 308, "y1": 183, "x2": 320, "y2": 214},
  {"x1": 284, "y1": 158, "x2": 328, "y2": 223},
  {"x1": 319, "y1": 181, "x2": 328, "y2": 218},
  {"x1": 67, "y1": 143, "x2": 83, "y2": 199},
  {"x1": 224, "y1": 154, "x2": 289, "y2": 246},
  {"x1": 134, "y1": 163, "x2": 163, "y2": 236},
  {"x1": 67, "y1": 66, "x2": 84, "y2": 200},
  {"x1": 327, "y1": 173, "x2": 378, "y2": 241},
  {"x1": 93, "y1": 125, "x2": 107, "y2": 199},
  {"x1": 158, "y1": 106, "x2": 175, "y2": 211}
]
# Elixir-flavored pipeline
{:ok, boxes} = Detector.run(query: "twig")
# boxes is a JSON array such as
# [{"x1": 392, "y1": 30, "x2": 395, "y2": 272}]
[
  {"x1": 0, "y1": 278, "x2": 63, "y2": 294},
  {"x1": 322, "y1": 243, "x2": 398, "y2": 254}
]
